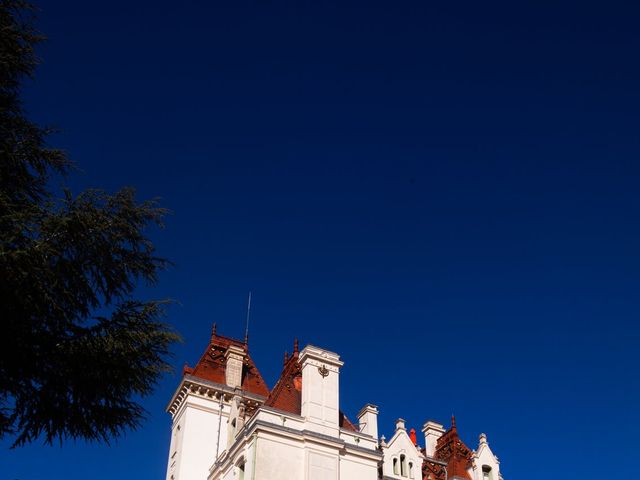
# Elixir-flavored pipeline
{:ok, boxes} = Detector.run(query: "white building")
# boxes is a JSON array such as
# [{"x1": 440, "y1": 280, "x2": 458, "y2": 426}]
[{"x1": 165, "y1": 325, "x2": 503, "y2": 480}]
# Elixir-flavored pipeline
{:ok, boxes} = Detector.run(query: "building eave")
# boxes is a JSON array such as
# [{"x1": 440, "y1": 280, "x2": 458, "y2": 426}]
[{"x1": 165, "y1": 374, "x2": 267, "y2": 416}]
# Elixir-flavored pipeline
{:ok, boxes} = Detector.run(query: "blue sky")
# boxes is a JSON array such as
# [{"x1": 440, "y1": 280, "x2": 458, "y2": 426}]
[{"x1": 3, "y1": 1, "x2": 640, "y2": 478}]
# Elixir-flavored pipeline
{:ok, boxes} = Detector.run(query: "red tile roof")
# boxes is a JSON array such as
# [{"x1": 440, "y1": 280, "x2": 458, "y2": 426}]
[
  {"x1": 340, "y1": 412, "x2": 358, "y2": 432},
  {"x1": 265, "y1": 340, "x2": 358, "y2": 432},
  {"x1": 186, "y1": 331, "x2": 356, "y2": 430},
  {"x1": 264, "y1": 342, "x2": 302, "y2": 414},
  {"x1": 184, "y1": 324, "x2": 270, "y2": 398}
]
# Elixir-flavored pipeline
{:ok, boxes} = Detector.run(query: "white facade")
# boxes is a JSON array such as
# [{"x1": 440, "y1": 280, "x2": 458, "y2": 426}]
[
  {"x1": 211, "y1": 405, "x2": 381, "y2": 480},
  {"x1": 165, "y1": 376, "x2": 265, "y2": 480},
  {"x1": 165, "y1": 333, "x2": 505, "y2": 480},
  {"x1": 208, "y1": 345, "x2": 381, "y2": 480},
  {"x1": 380, "y1": 419, "x2": 424, "y2": 480},
  {"x1": 471, "y1": 434, "x2": 501, "y2": 480}
]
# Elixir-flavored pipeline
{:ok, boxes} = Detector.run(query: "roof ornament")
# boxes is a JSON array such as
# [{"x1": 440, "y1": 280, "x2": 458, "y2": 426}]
[
  {"x1": 284, "y1": 351, "x2": 289, "y2": 365},
  {"x1": 318, "y1": 364, "x2": 329, "y2": 378},
  {"x1": 293, "y1": 338, "x2": 299, "y2": 354},
  {"x1": 211, "y1": 322, "x2": 217, "y2": 340},
  {"x1": 451, "y1": 414, "x2": 457, "y2": 431},
  {"x1": 409, "y1": 428, "x2": 418, "y2": 445},
  {"x1": 244, "y1": 291, "x2": 252, "y2": 348}
]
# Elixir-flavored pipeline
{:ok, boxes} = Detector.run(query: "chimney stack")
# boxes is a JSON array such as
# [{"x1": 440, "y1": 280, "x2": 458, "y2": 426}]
[
  {"x1": 422, "y1": 420, "x2": 445, "y2": 457},
  {"x1": 357, "y1": 404, "x2": 379, "y2": 439},
  {"x1": 299, "y1": 345, "x2": 343, "y2": 435},
  {"x1": 224, "y1": 344, "x2": 245, "y2": 388}
]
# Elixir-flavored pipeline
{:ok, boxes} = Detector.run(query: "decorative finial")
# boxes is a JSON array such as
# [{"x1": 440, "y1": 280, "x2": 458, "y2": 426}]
[
  {"x1": 409, "y1": 428, "x2": 417, "y2": 445},
  {"x1": 211, "y1": 322, "x2": 217, "y2": 340},
  {"x1": 284, "y1": 351, "x2": 289, "y2": 365},
  {"x1": 293, "y1": 338, "x2": 299, "y2": 354},
  {"x1": 451, "y1": 414, "x2": 457, "y2": 431}
]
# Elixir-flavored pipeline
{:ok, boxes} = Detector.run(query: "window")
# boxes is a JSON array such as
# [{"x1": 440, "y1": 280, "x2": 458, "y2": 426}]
[
  {"x1": 409, "y1": 462, "x2": 414, "y2": 479},
  {"x1": 400, "y1": 454, "x2": 407, "y2": 477},
  {"x1": 172, "y1": 424, "x2": 182, "y2": 459},
  {"x1": 237, "y1": 458, "x2": 246, "y2": 480},
  {"x1": 393, "y1": 458, "x2": 399, "y2": 475},
  {"x1": 482, "y1": 465, "x2": 493, "y2": 480}
]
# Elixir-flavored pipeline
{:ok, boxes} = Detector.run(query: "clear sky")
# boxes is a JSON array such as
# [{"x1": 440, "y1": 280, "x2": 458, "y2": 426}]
[{"x1": 3, "y1": 1, "x2": 640, "y2": 479}]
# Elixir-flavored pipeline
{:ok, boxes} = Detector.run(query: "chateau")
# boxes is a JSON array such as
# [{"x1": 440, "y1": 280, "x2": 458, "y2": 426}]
[{"x1": 165, "y1": 325, "x2": 503, "y2": 480}]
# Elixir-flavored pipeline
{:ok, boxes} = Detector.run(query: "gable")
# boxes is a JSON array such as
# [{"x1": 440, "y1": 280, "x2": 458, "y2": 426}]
[{"x1": 386, "y1": 428, "x2": 421, "y2": 457}]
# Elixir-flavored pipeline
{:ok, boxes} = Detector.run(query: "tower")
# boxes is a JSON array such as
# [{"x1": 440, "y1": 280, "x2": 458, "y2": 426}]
[{"x1": 165, "y1": 324, "x2": 269, "y2": 480}]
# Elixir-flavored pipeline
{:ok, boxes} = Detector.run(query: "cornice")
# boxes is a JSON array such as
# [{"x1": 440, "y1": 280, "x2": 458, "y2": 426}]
[
  {"x1": 166, "y1": 375, "x2": 266, "y2": 417},
  {"x1": 211, "y1": 414, "x2": 383, "y2": 476}
]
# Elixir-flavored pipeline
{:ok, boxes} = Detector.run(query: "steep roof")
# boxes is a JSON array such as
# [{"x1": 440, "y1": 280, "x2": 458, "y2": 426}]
[
  {"x1": 183, "y1": 324, "x2": 270, "y2": 398},
  {"x1": 264, "y1": 340, "x2": 358, "y2": 432},
  {"x1": 264, "y1": 341, "x2": 303, "y2": 414},
  {"x1": 433, "y1": 416, "x2": 473, "y2": 480}
]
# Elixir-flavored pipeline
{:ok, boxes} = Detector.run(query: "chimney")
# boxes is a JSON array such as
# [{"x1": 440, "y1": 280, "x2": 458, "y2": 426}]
[
  {"x1": 224, "y1": 344, "x2": 245, "y2": 388},
  {"x1": 422, "y1": 420, "x2": 445, "y2": 457},
  {"x1": 357, "y1": 404, "x2": 379, "y2": 439},
  {"x1": 395, "y1": 418, "x2": 406, "y2": 431},
  {"x1": 299, "y1": 345, "x2": 343, "y2": 433}
]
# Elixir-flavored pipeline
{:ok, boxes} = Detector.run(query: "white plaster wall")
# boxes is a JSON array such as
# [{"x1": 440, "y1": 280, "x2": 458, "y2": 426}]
[
  {"x1": 219, "y1": 465, "x2": 235, "y2": 480},
  {"x1": 307, "y1": 450, "x2": 338, "y2": 480},
  {"x1": 300, "y1": 347, "x2": 342, "y2": 437},
  {"x1": 213, "y1": 428, "x2": 380, "y2": 480},
  {"x1": 166, "y1": 408, "x2": 186, "y2": 480},
  {"x1": 357, "y1": 407, "x2": 378, "y2": 440},
  {"x1": 381, "y1": 431, "x2": 423, "y2": 479},
  {"x1": 173, "y1": 395, "x2": 230, "y2": 480},
  {"x1": 340, "y1": 430, "x2": 377, "y2": 450},
  {"x1": 302, "y1": 363, "x2": 339, "y2": 430},
  {"x1": 254, "y1": 435, "x2": 305, "y2": 480},
  {"x1": 473, "y1": 440, "x2": 500, "y2": 480},
  {"x1": 339, "y1": 455, "x2": 378, "y2": 480}
]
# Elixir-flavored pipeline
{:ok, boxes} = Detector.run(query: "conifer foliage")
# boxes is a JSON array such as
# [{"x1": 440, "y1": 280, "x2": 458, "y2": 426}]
[{"x1": 0, "y1": 1, "x2": 179, "y2": 447}]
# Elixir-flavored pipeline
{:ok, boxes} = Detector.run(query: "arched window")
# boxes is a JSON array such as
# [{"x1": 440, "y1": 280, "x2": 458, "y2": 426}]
[
  {"x1": 237, "y1": 458, "x2": 246, "y2": 480},
  {"x1": 409, "y1": 461, "x2": 414, "y2": 479},
  {"x1": 482, "y1": 465, "x2": 493, "y2": 480},
  {"x1": 393, "y1": 458, "x2": 399, "y2": 475},
  {"x1": 400, "y1": 454, "x2": 407, "y2": 477}
]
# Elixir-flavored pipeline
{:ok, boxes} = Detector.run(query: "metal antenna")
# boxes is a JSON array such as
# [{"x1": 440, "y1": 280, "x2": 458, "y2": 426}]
[{"x1": 244, "y1": 291, "x2": 252, "y2": 347}]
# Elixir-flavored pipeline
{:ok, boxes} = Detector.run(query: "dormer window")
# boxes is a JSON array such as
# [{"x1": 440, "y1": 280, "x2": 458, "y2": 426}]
[
  {"x1": 400, "y1": 454, "x2": 407, "y2": 477},
  {"x1": 393, "y1": 458, "x2": 399, "y2": 475},
  {"x1": 409, "y1": 461, "x2": 414, "y2": 479}
]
